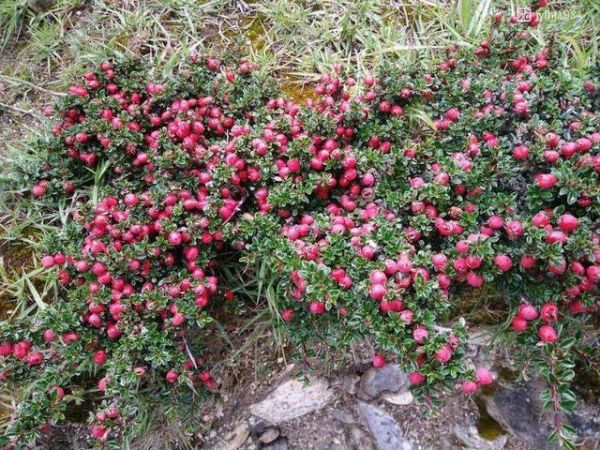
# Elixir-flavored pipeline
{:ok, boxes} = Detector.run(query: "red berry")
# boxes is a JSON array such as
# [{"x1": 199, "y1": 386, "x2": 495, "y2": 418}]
[
  {"x1": 462, "y1": 380, "x2": 478, "y2": 394},
  {"x1": 513, "y1": 145, "x2": 529, "y2": 159},
  {"x1": 372, "y1": 354, "x2": 386, "y2": 368},
  {"x1": 91, "y1": 424, "x2": 107, "y2": 440},
  {"x1": 511, "y1": 316, "x2": 527, "y2": 331},
  {"x1": 540, "y1": 303, "x2": 558, "y2": 323},
  {"x1": 475, "y1": 368, "x2": 494, "y2": 385},
  {"x1": 558, "y1": 214, "x2": 578, "y2": 233},
  {"x1": 413, "y1": 326, "x2": 429, "y2": 344},
  {"x1": 281, "y1": 309, "x2": 294, "y2": 322},
  {"x1": 369, "y1": 284, "x2": 386, "y2": 301},
  {"x1": 309, "y1": 301, "x2": 326, "y2": 314},
  {"x1": 42, "y1": 255, "x2": 55, "y2": 269},
  {"x1": 93, "y1": 350, "x2": 107, "y2": 365},
  {"x1": 434, "y1": 345, "x2": 452, "y2": 364},
  {"x1": 493, "y1": 254, "x2": 512, "y2": 272},
  {"x1": 168, "y1": 231, "x2": 182, "y2": 246},
  {"x1": 165, "y1": 370, "x2": 179, "y2": 383},
  {"x1": 517, "y1": 304, "x2": 538, "y2": 321},
  {"x1": 538, "y1": 325, "x2": 558, "y2": 343},
  {"x1": 408, "y1": 371, "x2": 426, "y2": 385}
]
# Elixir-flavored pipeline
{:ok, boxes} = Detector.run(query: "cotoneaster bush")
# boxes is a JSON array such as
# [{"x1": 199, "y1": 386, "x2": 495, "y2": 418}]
[{"x1": 1, "y1": 5, "x2": 599, "y2": 448}]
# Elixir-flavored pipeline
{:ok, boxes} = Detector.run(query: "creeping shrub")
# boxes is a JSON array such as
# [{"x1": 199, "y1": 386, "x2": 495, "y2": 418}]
[{"x1": 1, "y1": 6, "x2": 599, "y2": 448}]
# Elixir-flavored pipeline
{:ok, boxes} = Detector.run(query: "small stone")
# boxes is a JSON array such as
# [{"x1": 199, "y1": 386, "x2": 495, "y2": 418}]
[
  {"x1": 220, "y1": 422, "x2": 250, "y2": 450},
  {"x1": 333, "y1": 408, "x2": 356, "y2": 425},
  {"x1": 568, "y1": 400, "x2": 600, "y2": 440},
  {"x1": 341, "y1": 373, "x2": 361, "y2": 395},
  {"x1": 382, "y1": 390, "x2": 414, "y2": 406},
  {"x1": 348, "y1": 425, "x2": 376, "y2": 450},
  {"x1": 242, "y1": 436, "x2": 258, "y2": 450},
  {"x1": 263, "y1": 437, "x2": 288, "y2": 450},
  {"x1": 250, "y1": 377, "x2": 334, "y2": 424},
  {"x1": 359, "y1": 364, "x2": 409, "y2": 399},
  {"x1": 259, "y1": 427, "x2": 280, "y2": 444},
  {"x1": 484, "y1": 383, "x2": 557, "y2": 450},
  {"x1": 453, "y1": 424, "x2": 507, "y2": 449},
  {"x1": 328, "y1": 434, "x2": 352, "y2": 450},
  {"x1": 328, "y1": 444, "x2": 348, "y2": 450},
  {"x1": 358, "y1": 402, "x2": 413, "y2": 450}
]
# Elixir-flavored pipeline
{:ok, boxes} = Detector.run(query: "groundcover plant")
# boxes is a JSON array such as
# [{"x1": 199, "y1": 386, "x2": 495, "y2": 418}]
[{"x1": 0, "y1": 5, "x2": 599, "y2": 448}]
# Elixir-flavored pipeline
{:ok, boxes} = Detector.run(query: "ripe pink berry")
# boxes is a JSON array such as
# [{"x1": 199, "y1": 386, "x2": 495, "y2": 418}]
[
  {"x1": 513, "y1": 145, "x2": 529, "y2": 159},
  {"x1": 558, "y1": 214, "x2": 578, "y2": 232},
  {"x1": 0, "y1": 342, "x2": 13, "y2": 357},
  {"x1": 466, "y1": 271, "x2": 483, "y2": 288},
  {"x1": 369, "y1": 270, "x2": 387, "y2": 285},
  {"x1": 517, "y1": 304, "x2": 538, "y2": 321},
  {"x1": 505, "y1": 220, "x2": 524, "y2": 238},
  {"x1": 538, "y1": 325, "x2": 558, "y2": 343},
  {"x1": 511, "y1": 316, "x2": 527, "y2": 331},
  {"x1": 309, "y1": 301, "x2": 326, "y2": 314},
  {"x1": 171, "y1": 313, "x2": 186, "y2": 326},
  {"x1": 546, "y1": 132, "x2": 560, "y2": 147},
  {"x1": 91, "y1": 424, "x2": 107, "y2": 440},
  {"x1": 93, "y1": 350, "x2": 107, "y2": 365},
  {"x1": 587, "y1": 266, "x2": 600, "y2": 284},
  {"x1": 369, "y1": 284, "x2": 386, "y2": 301},
  {"x1": 536, "y1": 173, "x2": 558, "y2": 189},
  {"x1": 434, "y1": 345, "x2": 452, "y2": 364},
  {"x1": 408, "y1": 371, "x2": 426, "y2": 385},
  {"x1": 26, "y1": 352, "x2": 43, "y2": 365},
  {"x1": 532, "y1": 211, "x2": 550, "y2": 227},
  {"x1": 475, "y1": 368, "x2": 494, "y2": 385},
  {"x1": 431, "y1": 253, "x2": 448, "y2": 270},
  {"x1": 494, "y1": 254, "x2": 512, "y2": 271},
  {"x1": 43, "y1": 330, "x2": 56, "y2": 342},
  {"x1": 168, "y1": 231, "x2": 182, "y2": 246},
  {"x1": 488, "y1": 215, "x2": 504, "y2": 229},
  {"x1": 413, "y1": 326, "x2": 429, "y2": 344},
  {"x1": 42, "y1": 255, "x2": 55, "y2": 269},
  {"x1": 165, "y1": 370, "x2": 179, "y2": 383},
  {"x1": 281, "y1": 309, "x2": 294, "y2": 322},
  {"x1": 520, "y1": 255, "x2": 536, "y2": 269},
  {"x1": 462, "y1": 380, "x2": 478, "y2": 394},
  {"x1": 540, "y1": 303, "x2": 558, "y2": 323},
  {"x1": 372, "y1": 354, "x2": 386, "y2": 368}
]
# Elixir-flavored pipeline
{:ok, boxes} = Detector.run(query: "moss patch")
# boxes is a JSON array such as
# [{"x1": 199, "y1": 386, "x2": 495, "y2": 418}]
[
  {"x1": 474, "y1": 395, "x2": 505, "y2": 441},
  {"x1": 280, "y1": 75, "x2": 316, "y2": 105},
  {"x1": 0, "y1": 239, "x2": 35, "y2": 319}
]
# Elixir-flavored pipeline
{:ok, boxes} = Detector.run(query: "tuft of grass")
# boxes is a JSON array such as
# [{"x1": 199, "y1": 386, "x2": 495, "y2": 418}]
[{"x1": 0, "y1": 0, "x2": 29, "y2": 51}]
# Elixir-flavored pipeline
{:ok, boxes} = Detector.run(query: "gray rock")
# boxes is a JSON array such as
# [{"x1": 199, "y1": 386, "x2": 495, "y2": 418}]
[
  {"x1": 359, "y1": 364, "x2": 409, "y2": 399},
  {"x1": 219, "y1": 422, "x2": 250, "y2": 450},
  {"x1": 453, "y1": 424, "x2": 507, "y2": 449},
  {"x1": 250, "y1": 377, "x2": 334, "y2": 424},
  {"x1": 569, "y1": 401, "x2": 600, "y2": 440},
  {"x1": 357, "y1": 402, "x2": 412, "y2": 450},
  {"x1": 382, "y1": 391, "x2": 414, "y2": 406},
  {"x1": 341, "y1": 373, "x2": 361, "y2": 395},
  {"x1": 348, "y1": 425, "x2": 376, "y2": 450},
  {"x1": 333, "y1": 408, "x2": 356, "y2": 425},
  {"x1": 328, "y1": 444, "x2": 349, "y2": 450},
  {"x1": 484, "y1": 385, "x2": 558, "y2": 450},
  {"x1": 258, "y1": 427, "x2": 280, "y2": 444},
  {"x1": 328, "y1": 434, "x2": 351, "y2": 450},
  {"x1": 262, "y1": 437, "x2": 288, "y2": 450}
]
